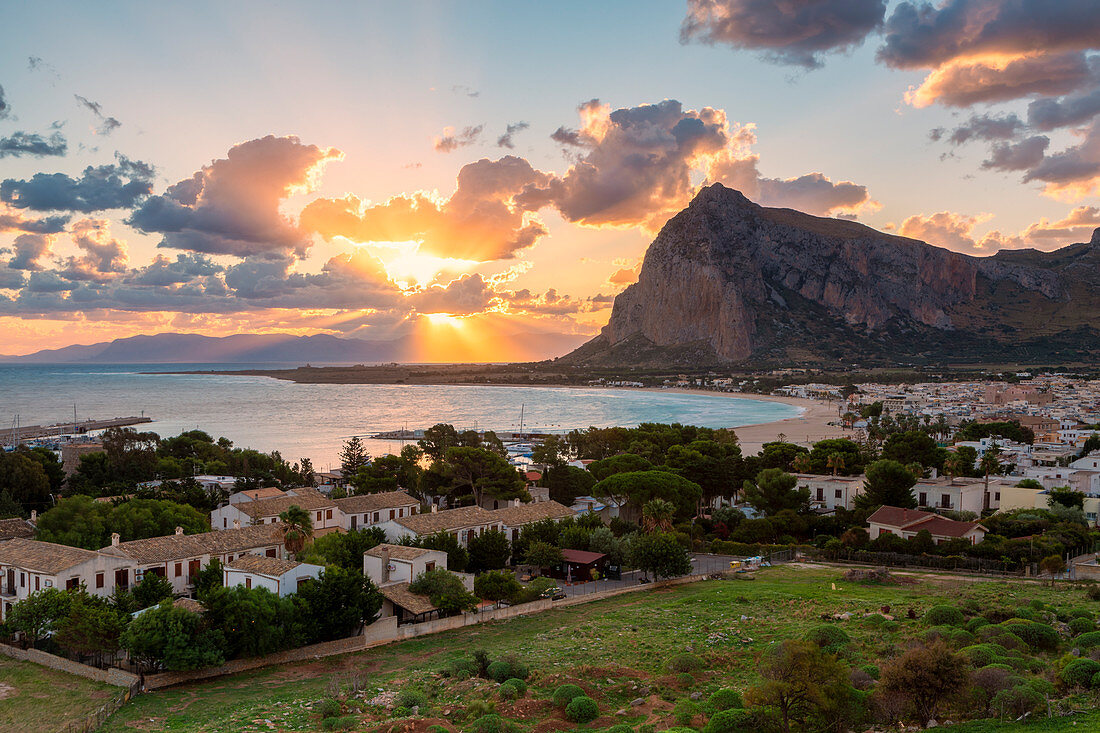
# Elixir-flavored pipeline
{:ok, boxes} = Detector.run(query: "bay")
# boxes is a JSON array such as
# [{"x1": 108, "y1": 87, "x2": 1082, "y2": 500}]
[{"x1": 0, "y1": 364, "x2": 800, "y2": 470}]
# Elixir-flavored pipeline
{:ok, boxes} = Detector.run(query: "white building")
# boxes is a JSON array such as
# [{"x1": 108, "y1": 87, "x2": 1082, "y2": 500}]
[
  {"x1": 223, "y1": 554, "x2": 323, "y2": 597},
  {"x1": 375, "y1": 505, "x2": 502, "y2": 548},
  {"x1": 363, "y1": 543, "x2": 448, "y2": 587},
  {"x1": 334, "y1": 490, "x2": 420, "y2": 531},
  {"x1": 493, "y1": 500, "x2": 576, "y2": 542},
  {"x1": 794, "y1": 474, "x2": 865, "y2": 511},
  {"x1": 0, "y1": 538, "x2": 133, "y2": 621},
  {"x1": 211, "y1": 487, "x2": 340, "y2": 535}
]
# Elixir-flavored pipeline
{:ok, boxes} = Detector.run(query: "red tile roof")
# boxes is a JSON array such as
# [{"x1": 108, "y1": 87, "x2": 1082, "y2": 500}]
[
  {"x1": 561, "y1": 549, "x2": 607, "y2": 565},
  {"x1": 867, "y1": 505, "x2": 986, "y2": 538}
]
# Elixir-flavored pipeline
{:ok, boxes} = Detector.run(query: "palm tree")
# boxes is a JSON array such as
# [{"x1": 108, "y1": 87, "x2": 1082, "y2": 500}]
[
  {"x1": 826, "y1": 452, "x2": 845, "y2": 477},
  {"x1": 979, "y1": 445, "x2": 1003, "y2": 512},
  {"x1": 791, "y1": 454, "x2": 812, "y2": 474},
  {"x1": 641, "y1": 498, "x2": 676, "y2": 533},
  {"x1": 278, "y1": 504, "x2": 314, "y2": 559}
]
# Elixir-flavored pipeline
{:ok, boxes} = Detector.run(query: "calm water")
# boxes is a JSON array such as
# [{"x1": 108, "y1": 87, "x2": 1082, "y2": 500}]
[{"x1": 0, "y1": 364, "x2": 800, "y2": 470}]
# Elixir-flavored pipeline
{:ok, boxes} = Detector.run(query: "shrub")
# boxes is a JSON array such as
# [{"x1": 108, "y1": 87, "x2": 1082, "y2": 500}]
[
  {"x1": 1058, "y1": 659, "x2": 1100, "y2": 688},
  {"x1": 1087, "y1": 586, "x2": 1100, "y2": 601},
  {"x1": 1012, "y1": 606, "x2": 1038, "y2": 621},
  {"x1": 804, "y1": 625, "x2": 851, "y2": 654},
  {"x1": 393, "y1": 707, "x2": 411, "y2": 718},
  {"x1": 445, "y1": 658, "x2": 478, "y2": 679},
  {"x1": 1075, "y1": 631, "x2": 1100, "y2": 648},
  {"x1": 465, "y1": 700, "x2": 496, "y2": 720},
  {"x1": 960, "y1": 644, "x2": 1009, "y2": 667},
  {"x1": 1068, "y1": 608, "x2": 1095, "y2": 620},
  {"x1": 924, "y1": 605, "x2": 965, "y2": 627},
  {"x1": 702, "y1": 708, "x2": 755, "y2": 733},
  {"x1": 923, "y1": 625, "x2": 974, "y2": 647},
  {"x1": 673, "y1": 699, "x2": 700, "y2": 726},
  {"x1": 467, "y1": 715, "x2": 519, "y2": 733},
  {"x1": 486, "y1": 657, "x2": 529, "y2": 682},
  {"x1": 565, "y1": 696, "x2": 600, "y2": 724},
  {"x1": 396, "y1": 690, "x2": 429, "y2": 710},
  {"x1": 706, "y1": 688, "x2": 743, "y2": 713},
  {"x1": 1069, "y1": 617, "x2": 1095, "y2": 635},
  {"x1": 552, "y1": 684, "x2": 585, "y2": 708},
  {"x1": 860, "y1": 664, "x2": 880, "y2": 680},
  {"x1": 315, "y1": 699, "x2": 342, "y2": 719},
  {"x1": 1000, "y1": 620, "x2": 1060, "y2": 652},
  {"x1": 428, "y1": 727, "x2": 450, "y2": 733},
  {"x1": 322, "y1": 716, "x2": 358, "y2": 731},
  {"x1": 990, "y1": 685, "x2": 1045, "y2": 718},
  {"x1": 500, "y1": 678, "x2": 527, "y2": 697},
  {"x1": 1093, "y1": 672, "x2": 1100, "y2": 689},
  {"x1": 498, "y1": 684, "x2": 521, "y2": 701},
  {"x1": 965, "y1": 617, "x2": 990, "y2": 634},
  {"x1": 667, "y1": 653, "x2": 704, "y2": 673},
  {"x1": 676, "y1": 672, "x2": 694, "y2": 686},
  {"x1": 606, "y1": 726, "x2": 633, "y2": 733}
]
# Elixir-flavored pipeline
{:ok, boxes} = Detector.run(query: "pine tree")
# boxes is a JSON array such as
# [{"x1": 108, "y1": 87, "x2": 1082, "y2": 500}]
[{"x1": 339, "y1": 437, "x2": 369, "y2": 475}]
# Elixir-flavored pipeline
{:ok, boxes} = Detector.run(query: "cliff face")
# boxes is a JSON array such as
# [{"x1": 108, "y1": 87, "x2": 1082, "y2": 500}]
[{"x1": 567, "y1": 184, "x2": 1100, "y2": 366}]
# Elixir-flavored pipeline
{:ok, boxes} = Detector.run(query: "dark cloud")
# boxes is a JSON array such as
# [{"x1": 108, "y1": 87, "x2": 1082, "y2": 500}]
[
  {"x1": 0, "y1": 131, "x2": 68, "y2": 158},
  {"x1": 0, "y1": 268, "x2": 25, "y2": 290},
  {"x1": 74, "y1": 95, "x2": 121, "y2": 135},
  {"x1": 7, "y1": 233, "x2": 53, "y2": 270},
  {"x1": 410, "y1": 273, "x2": 495, "y2": 315},
  {"x1": 0, "y1": 155, "x2": 153, "y2": 212},
  {"x1": 1022, "y1": 121, "x2": 1100, "y2": 187},
  {"x1": 681, "y1": 0, "x2": 886, "y2": 69},
  {"x1": 550, "y1": 126, "x2": 584, "y2": 147},
  {"x1": 981, "y1": 135, "x2": 1050, "y2": 171},
  {"x1": 0, "y1": 84, "x2": 9, "y2": 119},
  {"x1": 939, "y1": 113, "x2": 1025, "y2": 145},
  {"x1": 497, "y1": 121, "x2": 529, "y2": 149},
  {"x1": 433, "y1": 125, "x2": 484, "y2": 153},
  {"x1": 129, "y1": 135, "x2": 341, "y2": 258},
  {"x1": 1028, "y1": 65, "x2": 1100, "y2": 130},
  {"x1": 0, "y1": 206, "x2": 69, "y2": 234},
  {"x1": 56, "y1": 219, "x2": 129, "y2": 282},
  {"x1": 127, "y1": 253, "x2": 222, "y2": 286},
  {"x1": 878, "y1": 0, "x2": 1100, "y2": 70}
]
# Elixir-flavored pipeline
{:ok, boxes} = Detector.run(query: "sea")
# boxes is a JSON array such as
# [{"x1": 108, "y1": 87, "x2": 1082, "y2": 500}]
[{"x1": 0, "y1": 364, "x2": 801, "y2": 470}]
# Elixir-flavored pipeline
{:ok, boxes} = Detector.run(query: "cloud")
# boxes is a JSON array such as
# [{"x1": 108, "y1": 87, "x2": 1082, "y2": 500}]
[
  {"x1": 433, "y1": 125, "x2": 484, "y2": 153},
  {"x1": 1021, "y1": 120, "x2": 1100, "y2": 198},
  {"x1": 7, "y1": 233, "x2": 54, "y2": 270},
  {"x1": 451, "y1": 85, "x2": 480, "y2": 98},
  {"x1": 981, "y1": 135, "x2": 1050, "y2": 171},
  {"x1": 904, "y1": 52, "x2": 1092, "y2": 108},
  {"x1": 129, "y1": 135, "x2": 341, "y2": 258},
  {"x1": 680, "y1": 0, "x2": 886, "y2": 69},
  {"x1": 497, "y1": 121, "x2": 529, "y2": 149},
  {"x1": 878, "y1": 0, "x2": 1100, "y2": 70},
  {"x1": 607, "y1": 259, "x2": 641, "y2": 287},
  {"x1": 894, "y1": 210, "x2": 1020, "y2": 255},
  {"x1": 409, "y1": 273, "x2": 495, "y2": 315},
  {"x1": 0, "y1": 154, "x2": 153, "y2": 212},
  {"x1": 57, "y1": 219, "x2": 129, "y2": 282},
  {"x1": 0, "y1": 84, "x2": 9, "y2": 119},
  {"x1": 934, "y1": 113, "x2": 1025, "y2": 144},
  {"x1": 0, "y1": 131, "x2": 68, "y2": 158},
  {"x1": 127, "y1": 253, "x2": 221, "y2": 286},
  {"x1": 302, "y1": 155, "x2": 552, "y2": 261},
  {"x1": 74, "y1": 95, "x2": 121, "y2": 135},
  {"x1": 0, "y1": 204, "x2": 69, "y2": 234},
  {"x1": 1018, "y1": 205, "x2": 1100, "y2": 245}
]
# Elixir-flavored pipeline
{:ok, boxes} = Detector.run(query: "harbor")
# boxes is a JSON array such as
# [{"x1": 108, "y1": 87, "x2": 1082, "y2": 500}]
[{"x1": 1, "y1": 416, "x2": 153, "y2": 446}]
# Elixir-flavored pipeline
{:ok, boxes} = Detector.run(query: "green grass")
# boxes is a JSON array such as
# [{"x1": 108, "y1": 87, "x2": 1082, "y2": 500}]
[
  {"x1": 100, "y1": 566, "x2": 1100, "y2": 732},
  {"x1": 0, "y1": 656, "x2": 118, "y2": 731}
]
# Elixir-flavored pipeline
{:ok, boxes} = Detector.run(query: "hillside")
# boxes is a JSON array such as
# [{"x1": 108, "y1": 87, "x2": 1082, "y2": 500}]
[{"x1": 563, "y1": 184, "x2": 1100, "y2": 367}]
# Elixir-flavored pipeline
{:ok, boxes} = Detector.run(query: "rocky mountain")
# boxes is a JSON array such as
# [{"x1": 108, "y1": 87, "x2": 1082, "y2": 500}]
[{"x1": 565, "y1": 184, "x2": 1100, "y2": 367}]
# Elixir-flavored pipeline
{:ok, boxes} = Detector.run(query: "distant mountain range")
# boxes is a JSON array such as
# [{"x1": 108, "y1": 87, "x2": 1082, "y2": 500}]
[
  {"x1": 0, "y1": 331, "x2": 589, "y2": 364},
  {"x1": 563, "y1": 184, "x2": 1100, "y2": 367}
]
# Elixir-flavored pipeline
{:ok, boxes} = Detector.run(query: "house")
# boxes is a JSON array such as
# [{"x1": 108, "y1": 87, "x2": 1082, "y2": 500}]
[
  {"x1": 375, "y1": 505, "x2": 501, "y2": 548},
  {"x1": 334, "y1": 491, "x2": 419, "y2": 531},
  {"x1": 493, "y1": 500, "x2": 576, "y2": 542},
  {"x1": 0, "y1": 538, "x2": 134, "y2": 621},
  {"x1": 553, "y1": 549, "x2": 608, "y2": 582},
  {"x1": 223, "y1": 554, "x2": 323, "y2": 597},
  {"x1": 210, "y1": 487, "x2": 340, "y2": 535},
  {"x1": 794, "y1": 474, "x2": 865, "y2": 512},
  {"x1": 867, "y1": 506, "x2": 987, "y2": 545},
  {"x1": 912, "y1": 476, "x2": 1004, "y2": 513},
  {"x1": 377, "y1": 582, "x2": 441, "y2": 625},
  {"x1": 228, "y1": 486, "x2": 286, "y2": 504},
  {"x1": 99, "y1": 523, "x2": 287, "y2": 595},
  {"x1": 363, "y1": 543, "x2": 448, "y2": 586},
  {"x1": 0, "y1": 517, "x2": 36, "y2": 542}
]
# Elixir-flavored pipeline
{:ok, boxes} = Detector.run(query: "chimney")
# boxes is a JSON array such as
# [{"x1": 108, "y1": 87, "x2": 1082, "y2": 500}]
[
  {"x1": 111, "y1": 532, "x2": 120, "y2": 547},
  {"x1": 233, "y1": 518, "x2": 241, "y2": 530},
  {"x1": 381, "y1": 549, "x2": 391, "y2": 583},
  {"x1": 29, "y1": 510, "x2": 37, "y2": 524},
  {"x1": 431, "y1": 504, "x2": 438, "y2": 513},
  {"x1": 174, "y1": 526, "x2": 184, "y2": 536}
]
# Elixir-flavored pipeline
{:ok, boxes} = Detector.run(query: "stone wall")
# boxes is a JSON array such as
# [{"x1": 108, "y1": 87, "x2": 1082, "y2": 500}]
[{"x1": 0, "y1": 642, "x2": 139, "y2": 688}]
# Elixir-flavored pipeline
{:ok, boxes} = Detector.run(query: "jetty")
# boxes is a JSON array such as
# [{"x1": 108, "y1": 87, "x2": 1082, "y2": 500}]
[{"x1": 0, "y1": 416, "x2": 153, "y2": 444}]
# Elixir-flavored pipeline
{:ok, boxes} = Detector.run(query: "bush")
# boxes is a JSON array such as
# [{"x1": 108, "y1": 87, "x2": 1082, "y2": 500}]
[
  {"x1": 322, "y1": 716, "x2": 358, "y2": 731},
  {"x1": 923, "y1": 625, "x2": 975, "y2": 647},
  {"x1": 315, "y1": 698, "x2": 342, "y2": 719},
  {"x1": 428, "y1": 726, "x2": 450, "y2": 733},
  {"x1": 500, "y1": 678, "x2": 527, "y2": 697},
  {"x1": 552, "y1": 684, "x2": 586, "y2": 708},
  {"x1": 1075, "y1": 631, "x2": 1100, "y2": 648},
  {"x1": 965, "y1": 617, "x2": 990, "y2": 634},
  {"x1": 990, "y1": 685, "x2": 1045, "y2": 718},
  {"x1": 706, "y1": 688, "x2": 743, "y2": 713},
  {"x1": 667, "y1": 653, "x2": 704, "y2": 673},
  {"x1": 673, "y1": 699, "x2": 700, "y2": 726},
  {"x1": 467, "y1": 715, "x2": 519, "y2": 733},
  {"x1": 702, "y1": 708, "x2": 755, "y2": 733},
  {"x1": 486, "y1": 657, "x2": 529, "y2": 682},
  {"x1": 565, "y1": 696, "x2": 600, "y2": 724},
  {"x1": 444, "y1": 658, "x2": 478, "y2": 679},
  {"x1": 960, "y1": 644, "x2": 1009, "y2": 667},
  {"x1": 606, "y1": 726, "x2": 633, "y2": 733},
  {"x1": 1000, "y1": 620, "x2": 1060, "y2": 652},
  {"x1": 1012, "y1": 606, "x2": 1038, "y2": 621},
  {"x1": 396, "y1": 689, "x2": 429, "y2": 710},
  {"x1": 924, "y1": 605, "x2": 965, "y2": 627},
  {"x1": 1058, "y1": 658, "x2": 1100, "y2": 688},
  {"x1": 1087, "y1": 586, "x2": 1100, "y2": 601},
  {"x1": 804, "y1": 624, "x2": 851, "y2": 654},
  {"x1": 860, "y1": 664, "x2": 880, "y2": 680},
  {"x1": 1069, "y1": 617, "x2": 1095, "y2": 635}
]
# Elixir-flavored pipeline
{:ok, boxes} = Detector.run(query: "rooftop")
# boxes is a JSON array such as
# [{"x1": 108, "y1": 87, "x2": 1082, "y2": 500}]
[
  {"x1": 394, "y1": 505, "x2": 496, "y2": 534},
  {"x1": 379, "y1": 581, "x2": 437, "y2": 616},
  {"x1": 0, "y1": 537, "x2": 105, "y2": 575},
  {"x1": 0, "y1": 517, "x2": 36, "y2": 542},
  {"x1": 335, "y1": 491, "x2": 418, "y2": 514},
  {"x1": 867, "y1": 505, "x2": 986, "y2": 538},
  {"x1": 101, "y1": 523, "x2": 286, "y2": 563},
  {"x1": 225, "y1": 553, "x2": 303, "y2": 576},
  {"x1": 364, "y1": 543, "x2": 435, "y2": 561},
  {"x1": 235, "y1": 487, "x2": 334, "y2": 518},
  {"x1": 492, "y1": 500, "x2": 575, "y2": 526}
]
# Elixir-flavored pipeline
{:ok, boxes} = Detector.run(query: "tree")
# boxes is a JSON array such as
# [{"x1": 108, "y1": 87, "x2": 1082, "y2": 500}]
[
  {"x1": 34, "y1": 496, "x2": 208, "y2": 550},
  {"x1": 587, "y1": 453, "x2": 653, "y2": 480},
  {"x1": 1048, "y1": 485, "x2": 1084, "y2": 511},
  {"x1": 418, "y1": 423, "x2": 461, "y2": 461},
  {"x1": 1040, "y1": 554, "x2": 1066, "y2": 586},
  {"x1": 278, "y1": 504, "x2": 314, "y2": 559},
  {"x1": 741, "y1": 469, "x2": 809, "y2": 516},
  {"x1": 807, "y1": 439, "x2": 863, "y2": 476},
  {"x1": 882, "y1": 431, "x2": 944, "y2": 470},
  {"x1": 339, "y1": 436, "x2": 370, "y2": 476},
  {"x1": 592, "y1": 470, "x2": 701, "y2": 520},
  {"x1": 745, "y1": 640, "x2": 861, "y2": 733},
  {"x1": 531, "y1": 435, "x2": 569, "y2": 469},
  {"x1": 295, "y1": 567, "x2": 381, "y2": 642},
  {"x1": 980, "y1": 445, "x2": 1003, "y2": 512},
  {"x1": 855, "y1": 460, "x2": 917, "y2": 510},
  {"x1": 202, "y1": 585, "x2": 302, "y2": 658},
  {"x1": 626, "y1": 531, "x2": 691, "y2": 580},
  {"x1": 34, "y1": 495, "x2": 113, "y2": 549},
  {"x1": 474, "y1": 570, "x2": 522, "y2": 603},
  {"x1": 407, "y1": 531, "x2": 469, "y2": 572},
  {"x1": 192, "y1": 559, "x2": 224, "y2": 597},
  {"x1": 408, "y1": 569, "x2": 478, "y2": 616},
  {"x1": 956, "y1": 420, "x2": 1034, "y2": 445},
  {"x1": 879, "y1": 641, "x2": 969, "y2": 725},
  {"x1": 758, "y1": 442, "x2": 810, "y2": 472},
  {"x1": 298, "y1": 457, "x2": 316, "y2": 487},
  {"x1": 121, "y1": 601, "x2": 225, "y2": 671},
  {"x1": 641, "y1": 498, "x2": 676, "y2": 533},
  {"x1": 543, "y1": 465, "x2": 596, "y2": 506},
  {"x1": 443, "y1": 447, "x2": 528, "y2": 507},
  {"x1": 0, "y1": 449, "x2": 52, "y2": 514},
  {"x1": 133, "y1": 572, "x2": 174, "y2": 608},
  {"x1": 54, "y1": 592, "x2": 126, "y2": 659},
  {"x1": 467, "y1": 529, "x2": 511, "y2": 573},
  {"x1": 664, "y1": 440, "x2": 742, "y2": 507},
  {"x1": 7, "y1": 588, "x2": 72, "y2": 648},
  {"x1": 523, "y1": 541, "x2": 564, "y2": 574},
  {"x1": 299, "y1": 526, "x2": 386, "y2": 571}
]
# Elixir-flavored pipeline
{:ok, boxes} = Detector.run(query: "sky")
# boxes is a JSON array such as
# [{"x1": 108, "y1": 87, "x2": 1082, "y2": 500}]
[{"x1": 2, "y1": 1, "x2": 1099, "y2": 359}]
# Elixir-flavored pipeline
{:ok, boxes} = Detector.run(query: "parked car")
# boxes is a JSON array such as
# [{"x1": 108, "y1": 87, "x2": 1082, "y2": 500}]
[{"x1": 539, "y1": 586, "x2": 566, "y2": 601}]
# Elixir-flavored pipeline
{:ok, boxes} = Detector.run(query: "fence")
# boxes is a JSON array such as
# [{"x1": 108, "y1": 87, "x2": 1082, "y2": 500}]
[{"x1": 816, "y1": 548, "x2": 1021, "y2": 574}]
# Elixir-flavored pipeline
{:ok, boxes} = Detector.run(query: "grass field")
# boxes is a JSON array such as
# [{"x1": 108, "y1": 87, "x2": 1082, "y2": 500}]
[
  {"x1": 99, "y1": 565, "x2": 1100, "y2": 732},
  {"x1": 0, "y1": 656, "x2": 118, "y2": 732}
]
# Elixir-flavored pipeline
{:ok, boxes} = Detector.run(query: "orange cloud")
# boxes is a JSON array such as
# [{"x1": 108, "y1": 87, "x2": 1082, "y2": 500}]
[{"x1": 904, "y1": 52, "x2": 1090, "y2": 108}]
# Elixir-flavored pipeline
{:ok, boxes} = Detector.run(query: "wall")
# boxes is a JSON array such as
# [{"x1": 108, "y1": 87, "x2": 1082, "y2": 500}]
[{"x1": 0, "y1": 643, "x2": 139, "y2": 688}]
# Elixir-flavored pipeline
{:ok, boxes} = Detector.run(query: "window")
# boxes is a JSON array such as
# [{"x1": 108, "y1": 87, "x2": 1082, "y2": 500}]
[
  {"x1": 19, "y1": 572, "x2": 25, "y2": 588},
  {"x1": 223, "y1": 518, "x2": 227, "y2": 528},
  {"x1": 44, "y1": 580, "x2": 52, "y2": 588},
  {"x1": 373, "y1": 512, "x2": 379, "y2": 523},
  {"x1": 326, "y1": 509, "x2": 332, "y2": 520},
  {"x1": 316, "y1": 511, "x2": 322, "y2": 521},
  {"x1": 95, "y1": 572, "x2": 104, "y2": 589},
  {"x1": 995, "y1": 492, "x2": 1001, "y2": 501},
  {"x1": 266, "y1": 548, "x2": 277, "y2": 558},
  {"x1": 173, "y1": 563, "x2": 182, "y2": 577},
  {"x1": 834, "y1": 489, "x2": 842, "y2": 499},
  {"x1": 66, "y1": 577, "x2": 79, "y2": 591},
  {"x1": 425, "y1": 561, "x2": 435, "y2": 572},
  {"x1": 941, "y1": 494, "x2": 950, "y2": 507},
  {"x1": 245, "y1": 577, "x2": 252, "y2": 589},
  {"x1": 389, "y1": 509, "x2": 396, "y2": 520},
  {"x1": 816, "y1": 488, "x2": 824, "y2": 501},
  {"x1": 918, "y1": 492, "x2": 927, "y2": 505}
]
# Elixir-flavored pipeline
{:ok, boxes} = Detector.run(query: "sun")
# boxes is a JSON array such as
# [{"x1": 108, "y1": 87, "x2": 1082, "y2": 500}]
[
  {"x1": 358, "y1": 241, "x2": 480, "y2": 289},
  {"x1": 423, "y1": 312, "x2": 465, "y2": 326}
]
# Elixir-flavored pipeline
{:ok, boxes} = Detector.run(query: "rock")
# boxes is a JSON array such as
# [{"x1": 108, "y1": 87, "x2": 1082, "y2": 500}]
[
  {"x1": 639, "y1": 686, "x2": 650, "y2": 695},
  {"x1": 927, "y1": 719, "x2": 938, "y2": 728},
  {"x1": 631, "y1": 698, "x2": 645, "y2": 707},
  {"x1": 560, "y1": 183, "x2": 1100, "y2": 367},
  {"x1": 616, "y1": 709, "x2": 627, "y2": 716},
  {"x1": 690, "y1": 692, "x2": 703, "y2": 700}
]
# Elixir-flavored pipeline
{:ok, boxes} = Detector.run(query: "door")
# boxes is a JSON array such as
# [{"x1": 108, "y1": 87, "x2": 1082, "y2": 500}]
[{"x1": 351, "y1": 515, "x2": 358, "y2": 530}]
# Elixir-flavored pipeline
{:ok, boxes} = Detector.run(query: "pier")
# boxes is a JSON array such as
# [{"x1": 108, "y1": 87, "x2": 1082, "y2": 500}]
[{"x1": 0, "y1": 416, "x2": 153, "y2": 444}]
